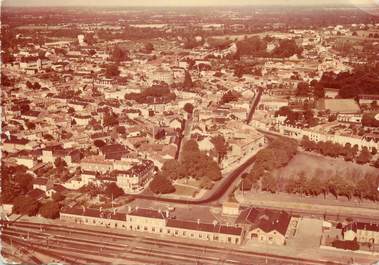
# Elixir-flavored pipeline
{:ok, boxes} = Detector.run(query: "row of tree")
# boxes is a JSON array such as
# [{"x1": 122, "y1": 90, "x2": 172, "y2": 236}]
[
  {"x1": 283, "y1": 171, "x2": 379, "y2": 201},
  {"x1": 240, "y1": 138, "x2": 298, "y2": 191},
  {"x1": 301, "y1": 136, "x2": 376, "y2": 164},
  {"x1": 319, "y1": 64, "x2": 379, "y2": 98}
]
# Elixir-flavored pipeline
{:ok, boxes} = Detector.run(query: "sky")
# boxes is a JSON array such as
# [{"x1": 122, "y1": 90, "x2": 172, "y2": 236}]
[{"x1": 2, "y1": 0, "x2": 379, "y2": 7}]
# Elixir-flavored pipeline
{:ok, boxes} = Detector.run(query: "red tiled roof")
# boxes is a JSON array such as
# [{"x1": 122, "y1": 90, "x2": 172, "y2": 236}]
[
  {"x1": 4, "y1": 136, "x2": 29, "y2": 145},
  {"x1": 237, "y1": 208, "x2": 291, "y2": 236},
  {"x1": 129, "y1": 208, "x2": 164, "y2": 219},
  {"x1": 33, "y1": 177, "x2": 48, "y2": 186},
  {"x1": 60, "y1": 207, "x2": 127, "y2": 221},
  {"x1": 167, "y1": 219, "x2": 242, "y2": 236}
]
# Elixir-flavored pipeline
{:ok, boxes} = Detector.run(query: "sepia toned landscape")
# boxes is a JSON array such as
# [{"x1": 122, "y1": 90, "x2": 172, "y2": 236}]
[{"x1": 1, "y1": 0, "x2": 379, "y2": 264}]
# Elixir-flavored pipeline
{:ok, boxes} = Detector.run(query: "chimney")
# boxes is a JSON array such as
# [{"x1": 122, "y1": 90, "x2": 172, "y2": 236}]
[
  {"x1": 165, "y1": 210, "x2": 169, "y2": 218},
  {"x1": 99, "y1": 207, "x2": 102, "y2": 212},
  {"x1": 81, "y1": 206, "x2": 85, "y2": 213},
  {"x1": 197, "y1": 219, "x2": 200, "y2": 224}
]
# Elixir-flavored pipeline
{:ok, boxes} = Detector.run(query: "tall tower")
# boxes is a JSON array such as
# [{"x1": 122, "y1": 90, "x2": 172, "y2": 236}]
[{"x1": 78, "y1": 34, "x2": 85, "y2": 46}]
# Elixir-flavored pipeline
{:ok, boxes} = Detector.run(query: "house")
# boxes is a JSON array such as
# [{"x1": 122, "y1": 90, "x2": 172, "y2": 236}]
[
  {"x1": 127, "y1": 208, "x2": 167, "y2": 233},
  {"x1": 80, "y1": 155, "x2": 113, "y2": 173},
  {"x1": 60, "y1": 207, "x2": 127, "y2": 229},
  {"x1": 337, "y1": 113, "x2": 362, "y2": 124},
  {"x1": 115, "y1": 160, "x2": 154, "y2": 193},
  {"x1": 2, "y1": 136, "x2": 36, "y2": 152},
  {"x1": 100, "y1": 144, "x2": 130, "y2": 160},
  {"x1": 237, "y1": 208, "x2": 292, "y2": 245},
  {"x1": 166, "y1": 219, "x2": 242, "y2": 244},
  {"x1": 169, "y1": 118, "x2": 183, "y2": 131},
  {"x1": 27, "y1": 189, "x2": 46, "y2": 201},
  {"x1": 32, "y1": 177, "x2": 49, "y2": 192},
  {"x1": 343, "y1": 222, "x2": 379, "y2": 244},
  {"x1": 324, "y1": 88, "x2": 340, "y2": 99},
  {"x1": 15, "y1": 156, "x2": 36, "y2": 169}
]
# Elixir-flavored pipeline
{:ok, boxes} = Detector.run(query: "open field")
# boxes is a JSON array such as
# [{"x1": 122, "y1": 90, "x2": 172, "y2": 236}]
[
  {"x1": 173, "y1": 184, "x2": 198, "y2": 197},
  {"x1": 273, "y1": 152, "x2": 378, "y2": 180}
]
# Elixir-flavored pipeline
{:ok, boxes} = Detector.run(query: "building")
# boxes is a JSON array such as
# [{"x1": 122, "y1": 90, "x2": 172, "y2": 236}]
[
  {"x1": 343, "y1": 222, "x2": 379, "y2": 245},
  {"x1": 222, "y1": 202, "x2": 240, "y2": 216},
  {"x1": 60, "y1": 206, "x2": 243, "y2": 245},
  {"x1": 115, "y1": 160, "x2": 154, "y2": 193},
  {"x1": 279, "y1": 124, "x2": 379, "y2": 151},
  {"x1": 237, "y1": 208, "x2": 292, "y2": 245},
  {"x1": 358, "y1": 94, "x2": 379, "y2": 106},
  {"x1": 324, "y1": 88, "x2": 339, "y2": 99},
  {"x1": 337, "y1": 113, "x2": 362, "y2": 124}
]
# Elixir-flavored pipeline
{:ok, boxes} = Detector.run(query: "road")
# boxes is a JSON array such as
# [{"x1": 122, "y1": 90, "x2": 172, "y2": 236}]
[
  {"x1": 246, "y1": 87, "x2": 263, "y2": 125},
  {"x1": 1, "y1": 220, "x2": 344, "y2": 265},
  {"x1": 176, "y1": 112, "x2": 193, "y2": 160}
]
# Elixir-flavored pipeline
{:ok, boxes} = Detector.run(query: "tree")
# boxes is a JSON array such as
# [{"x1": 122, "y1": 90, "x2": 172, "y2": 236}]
[
  {"x1": 149, "y1": 174, "x2": 175, "y2": 194},
  {"x1": 103, "y1": 109, "x2": 119, "y2": 129},
  {"x1": 39, "y1": 201, "x2": 60, "y2": 219},
  {"x1": 104, "y1": 182, "x2": 124, "y2": 199},
  {"x1": 356, "y1": 148, "x2": 372, "y2": 164},
  {"x1": 54, "y1": 157, "x2": 67, "y2": 169},
  {"x1": 111, "y1": 46, "x2": 129, "y2": 62},
  {"x1": 296, "y1": 82, "x2": 310, "y2": 96},
  {"x1": 26, "y1": 81, "x2": 33, "y2": 89},
  {"x1": 183, "y1": 103, "x2": 194, "y2": 114},
  {"x1": 307, "y1": 175, "x2": 324, "y2": 196},
  {"x1": 371, "y1": 147, "x2": 377, "y2": 155},
  {"x1": 261, "y1": 173, "x2": 277, "y2": 193},
  {"x1": 206, "y1": 161, "x2": 222, "y2": 181},
  {"x1": 314, "y1": 83, "x2": 325, "y2": 98},
  {"x1": 33, "y1": 82, "x2": 41, "y2": 90},
  {"x1": 161, "y1": 159, "x2": 182, "y2": 180},
  {"x1": 211, "y1": 135, "x2": 228, "y2": 164},
  {"x1": 183, "y1": 71, "x2": 193, "y2": 89},
  {"x1": 94, "y1": 139, "x2": 106, "y2": 148},
  {"x1": 182, "y1": 139, "x2": 200, "y2": 154},
  {"x1": 14, "y1": 173, "x2": 34, "y2": 194},
  {"x1": 12, "y1": 195, "x2": 40, "y2": 216},
  {"x1": 144, "y1": 42, "x2": 154, "y2": 53},
  {"x1": 240, "y1": 178, "x2": 252, "y2": 191},
  {"x1": 52, "y1": 192, "x2": 65, "y2": 202},
  {"x1": 105, "y1": 64, "x2": 120, "y2": 78}
]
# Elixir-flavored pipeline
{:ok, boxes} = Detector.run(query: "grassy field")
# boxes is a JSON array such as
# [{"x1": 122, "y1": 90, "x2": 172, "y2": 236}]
[
  {"x1": 173, "y1": 184, "x2": 199, "y2": 197},
  {"x1": 273, "y1": 152, "x2": 378, "y2": 180}
]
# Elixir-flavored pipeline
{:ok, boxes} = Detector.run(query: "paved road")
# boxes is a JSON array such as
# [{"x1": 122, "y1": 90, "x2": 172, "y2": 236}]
[
  {"x1": 246, "y1": 87, "x2": 263, "y2": 125},
  {"x1": 177, "y1": 112, "x2": 193, "y2": 160}
]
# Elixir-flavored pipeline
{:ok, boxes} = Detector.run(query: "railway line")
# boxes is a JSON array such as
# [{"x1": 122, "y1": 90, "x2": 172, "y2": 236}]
[{"x1": 1, "y1": 220, "x2": 344, "y2": 265}]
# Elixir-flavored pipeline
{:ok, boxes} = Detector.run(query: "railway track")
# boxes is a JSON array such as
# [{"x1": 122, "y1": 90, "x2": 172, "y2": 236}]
[{"x1": 1, "y1": 220, "x2": 344, "y2": 265}]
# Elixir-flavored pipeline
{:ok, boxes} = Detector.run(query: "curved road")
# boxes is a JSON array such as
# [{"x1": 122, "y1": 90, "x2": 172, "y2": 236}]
[{"x1": 130, "y1": 87, "x2": 264, "y2": 205}]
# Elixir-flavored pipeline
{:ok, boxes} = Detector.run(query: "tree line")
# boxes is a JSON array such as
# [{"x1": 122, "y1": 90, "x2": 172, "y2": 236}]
[
  {"x1": 240, "y1": 138, "x2": 298, "y2": 192},
  {"x1": 301, "y1": 135, "x2": 378, "y2": 165}
]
